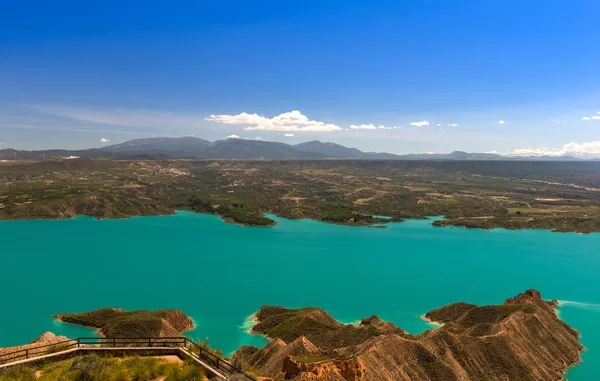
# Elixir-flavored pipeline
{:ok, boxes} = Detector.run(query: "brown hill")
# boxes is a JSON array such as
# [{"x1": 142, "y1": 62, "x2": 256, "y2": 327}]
[{"x1": 236, "y1": 290, "x2": 582, "y2": 381}]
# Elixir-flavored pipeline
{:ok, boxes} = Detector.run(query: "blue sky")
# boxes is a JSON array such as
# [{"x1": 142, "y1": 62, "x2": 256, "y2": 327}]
[{"x1": 2, "y1": 0, "x2": 600, "y2": 155}]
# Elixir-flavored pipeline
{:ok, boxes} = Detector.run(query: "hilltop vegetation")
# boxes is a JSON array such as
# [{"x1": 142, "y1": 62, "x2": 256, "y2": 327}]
[
  {"x1": 251, "y1": 306, "x2": 404, "y2": 349},
  {"x1": 1, "y1": 159, "x2": 600, "y2": 231}
]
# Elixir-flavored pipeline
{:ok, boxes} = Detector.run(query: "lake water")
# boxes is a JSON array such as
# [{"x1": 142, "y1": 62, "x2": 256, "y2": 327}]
[{"x1": 0, "y1": 211, "x2": 598, "y2": 379}]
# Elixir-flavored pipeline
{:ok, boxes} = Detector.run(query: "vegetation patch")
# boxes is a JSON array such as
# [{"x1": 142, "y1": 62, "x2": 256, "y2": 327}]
[
  {"x1": 252, "y1": 306, "x2": 405, "y2": 349},
  {"x1": 425, "y1": 302, "x2": 477, "y2": 323},
  {"x1": 0, "y1": 354, "x2": 205, "y2": 381}
]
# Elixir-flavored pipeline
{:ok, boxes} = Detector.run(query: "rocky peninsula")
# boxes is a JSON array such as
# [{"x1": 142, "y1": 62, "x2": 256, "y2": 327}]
[{"x1": 234, "y1": 290, "x2": 583, "y2": 381}]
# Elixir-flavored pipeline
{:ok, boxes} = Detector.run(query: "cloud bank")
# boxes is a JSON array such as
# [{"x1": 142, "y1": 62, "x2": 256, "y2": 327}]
[
  {"x1": 207, "y1": 110, "x2": 341, "y2": 132},
  {"x1": 226, "y1": 134, "x2": 241, "y2": 139},
  {"x1": 100, "y1": 138, "x2": 110, "y2": 143},
  {"x1": 508, "y1": 141, "x2": 600, "y2": 157}
]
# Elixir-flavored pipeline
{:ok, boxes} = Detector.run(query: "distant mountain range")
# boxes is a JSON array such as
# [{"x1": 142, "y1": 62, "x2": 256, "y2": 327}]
[{"x1": 0, "y1": 136, "x2": 591, "y2": 161}]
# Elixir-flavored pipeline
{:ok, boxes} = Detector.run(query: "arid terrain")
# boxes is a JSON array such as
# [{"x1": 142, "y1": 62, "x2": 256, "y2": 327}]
[
  {"x1": 2, "y1": 159, "x2": 600, "y2": 232},
  {"x1": 0, "y1": 159, "x2": 600, "y2": 233}
]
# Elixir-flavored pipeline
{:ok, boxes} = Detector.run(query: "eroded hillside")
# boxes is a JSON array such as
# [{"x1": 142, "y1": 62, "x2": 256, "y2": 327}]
[{"x1": 235, "y1": 290, "x2": 582, "y2": 381}]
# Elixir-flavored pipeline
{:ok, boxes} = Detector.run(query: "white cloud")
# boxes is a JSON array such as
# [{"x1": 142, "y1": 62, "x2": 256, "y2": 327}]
[
  {"x1": 498, "y1": 120, "x2": 506, "y2": 124},
  {"x1": 207, "y1": 110, "x2": 341, "y2": 132},
  {"x1": 352, "y1": 124, "x2": 400, "y2": 130},
  {"x1": 410, "y1": 120, "x2": 430, "y2": 127},
  {"x1": 593, "y1": 116, "x2": 600, "y2": 120},
  {"x1": 508, "y1": 141, "x2": 600, "y2": 157},
  {"x1": 436, "y1": 124, "x2": 442, "y2": 127},
  {"x1": 582, "y1": 117, "x2": 591, "y2": 120},
  {"x1": 100, "y1": 138, "x2": 110, "y2": 143},
  {"x1": 284, "y1": 133, "x2": 295, "y2": 137},
  {"x1": 485, "y1": 150, "x2": 499, "y2": 154},
  {"x1": 254, "y1": 136, "x2": 263, "y2": 140},
  {"x1": 447, "y1": 123, "x2": 458, "y2": 127},
  {"x1": 226, "y1": 134, "x2": 241, "y2": 139},
  {"x1": 350, "y1": 124, "x2": 377, "y2": 130},
  {"x1": 0, "y1": 142, "x2": 5, "y2": 145},
  {"x1": 552, "y1": 118, "x2": 568, "y2": 124}
]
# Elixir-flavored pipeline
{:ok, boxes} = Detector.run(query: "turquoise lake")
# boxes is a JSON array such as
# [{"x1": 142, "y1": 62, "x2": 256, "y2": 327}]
[{"x1": 0, "y1": 211, "x2": 599, "y2": 379}]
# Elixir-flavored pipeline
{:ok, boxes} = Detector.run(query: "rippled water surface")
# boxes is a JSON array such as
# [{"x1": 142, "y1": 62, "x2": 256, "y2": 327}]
[{"x1": 0, "y1": 211, "x2": 598, "y2": 379}]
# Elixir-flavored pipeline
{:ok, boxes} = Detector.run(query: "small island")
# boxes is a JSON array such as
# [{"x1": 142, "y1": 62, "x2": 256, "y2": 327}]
[{"x1": 54, "y1": 308, "x2": 194, "y2": 338}]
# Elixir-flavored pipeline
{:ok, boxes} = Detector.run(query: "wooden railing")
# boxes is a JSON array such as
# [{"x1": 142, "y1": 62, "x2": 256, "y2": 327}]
[{"x1": 0, "y1": 337, "x2": 255, "y2": 380}]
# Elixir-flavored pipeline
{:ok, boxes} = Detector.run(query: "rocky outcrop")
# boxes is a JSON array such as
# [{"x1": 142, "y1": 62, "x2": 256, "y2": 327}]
[
  {"x1": 55, "y1": 308, "x2": 194, "y2": 338},
  {"x1": 237, "y1": 290, "x2": 583, "y2": 381},
  {"x1": 0, "y1": 332, "x2": 72, "y2": 359},
  {"x1": 29, "y1": 332, "x2": 67, "y2": 344},
  {"x1": 283, "y1": 356, "x2": 364, "y2": 381},
  {"x1": 239, "y1": 337, "x2": 321, "y2": 378}
]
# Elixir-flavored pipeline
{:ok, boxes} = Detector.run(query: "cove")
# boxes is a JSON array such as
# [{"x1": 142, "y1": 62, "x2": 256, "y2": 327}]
[{"x1": 0, "y1": 211, "x2": 599, "y2": 379}]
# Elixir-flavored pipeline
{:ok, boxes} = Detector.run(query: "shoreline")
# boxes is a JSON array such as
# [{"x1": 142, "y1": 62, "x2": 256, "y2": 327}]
[
  {"x1": 1, "y1": 209, "x2": 599, "y2": 234},
  {"x1": 246, "y1": 315, "x2": 259, "y2": 335},
  {"x1": 53, "y1": 316, "x2": 106, "y2": 338},
  {"x1": 243, "y1": 312, "x2": 272, "y2": 342},
  {"x1": 419, "y1": 314, "x2": 444, "y2": 328}
]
